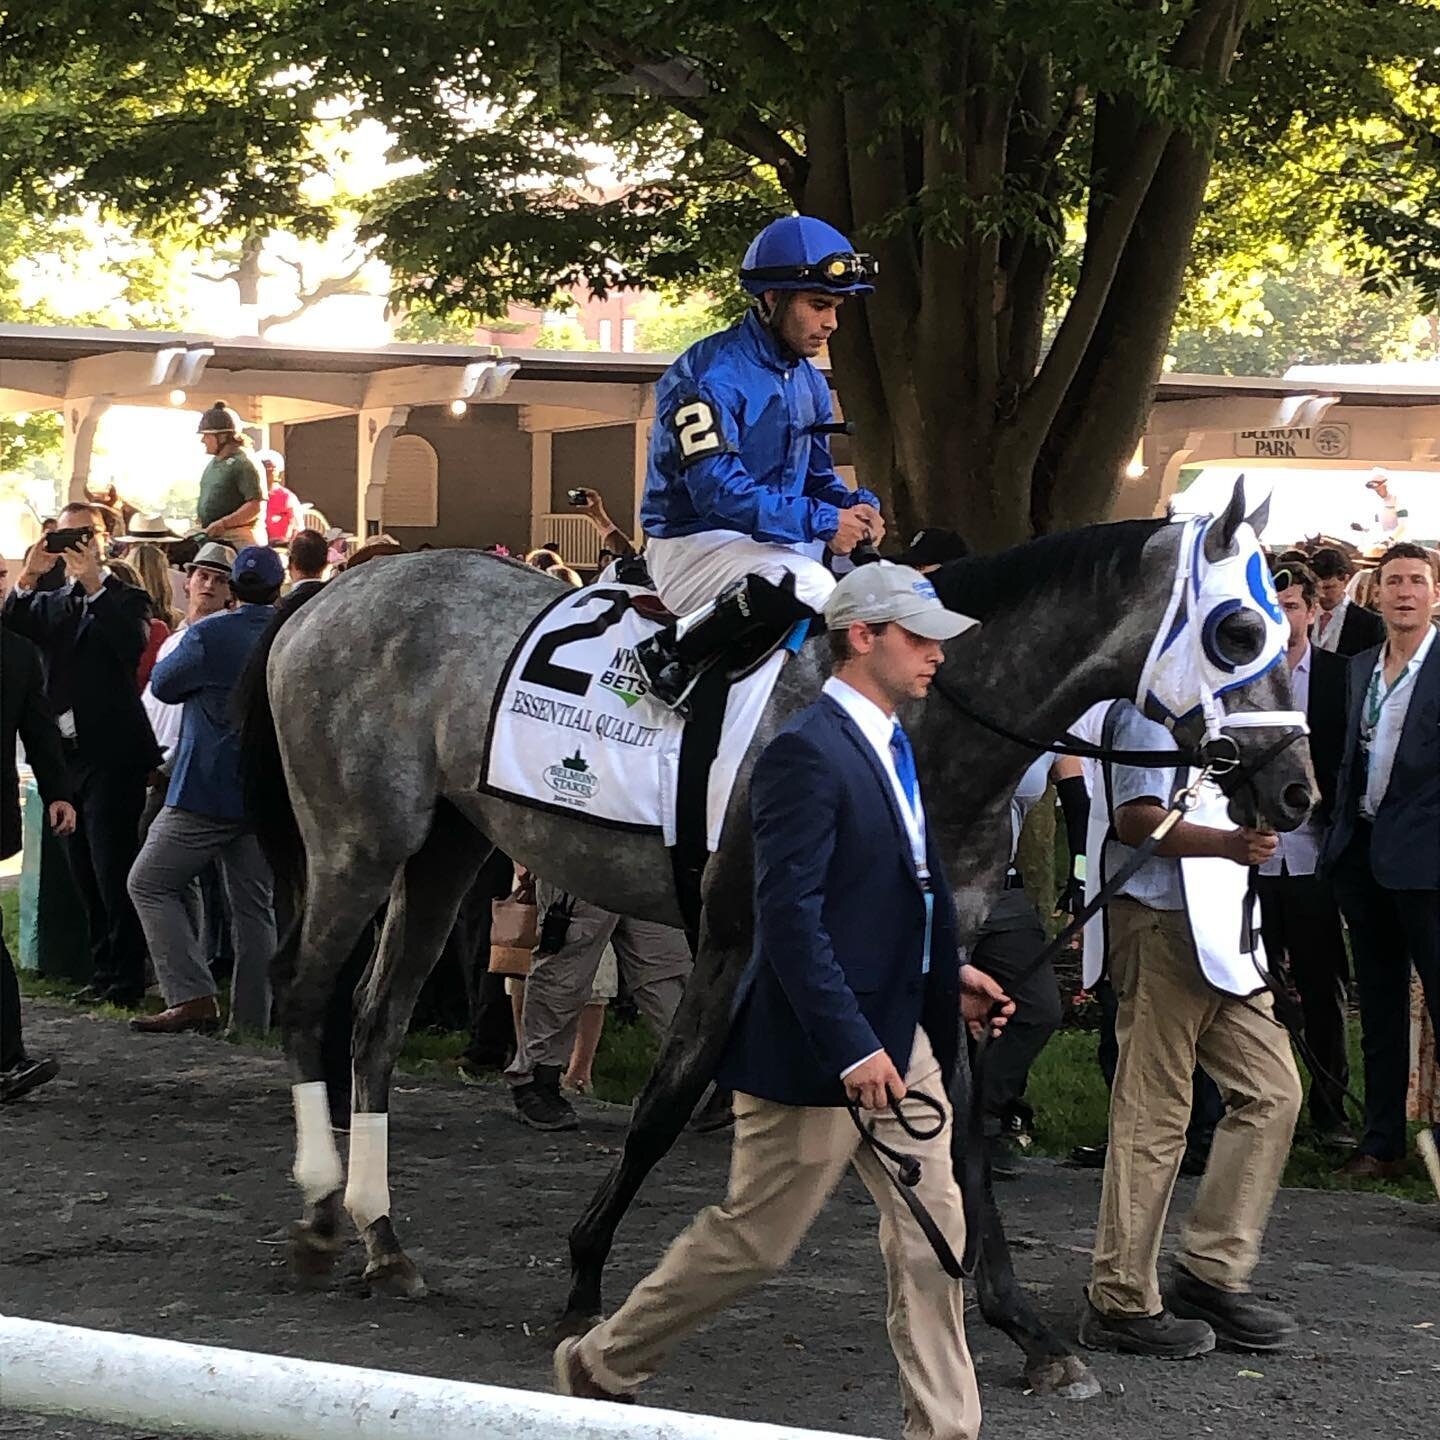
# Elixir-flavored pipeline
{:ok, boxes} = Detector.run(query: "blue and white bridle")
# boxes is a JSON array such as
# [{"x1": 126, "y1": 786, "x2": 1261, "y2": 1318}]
[{"x1": 1138, "y1": 514, "x2": 1308, "y2": 766}]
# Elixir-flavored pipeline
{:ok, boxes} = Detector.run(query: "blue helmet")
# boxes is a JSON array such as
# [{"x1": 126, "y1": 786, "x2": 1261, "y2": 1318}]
[{"x1": 739, "y1": 215, "x2": 877, "y2": 297}]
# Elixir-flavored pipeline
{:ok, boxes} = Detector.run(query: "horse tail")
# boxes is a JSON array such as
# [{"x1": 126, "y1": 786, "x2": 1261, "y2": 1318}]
[{"x1": 236, "y1": 596, "x2": 317, "y2": 925}]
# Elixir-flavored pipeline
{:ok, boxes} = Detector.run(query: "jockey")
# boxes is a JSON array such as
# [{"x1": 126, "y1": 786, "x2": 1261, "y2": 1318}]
[{"x1": 635, "y1": 215, "x2": 885, "y2": 709}]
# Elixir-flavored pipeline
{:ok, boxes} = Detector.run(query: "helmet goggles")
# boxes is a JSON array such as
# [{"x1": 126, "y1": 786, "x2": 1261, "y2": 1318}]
[{"x1": 740, "y1": 250, "x2": 878, "y2": 293}]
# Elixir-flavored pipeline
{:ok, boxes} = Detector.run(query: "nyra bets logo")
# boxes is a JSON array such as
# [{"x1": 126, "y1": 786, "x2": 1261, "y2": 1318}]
[
  {"x1": 598, "y1": 646, "x2": 649, "y2": 707},
  {"x1": 543, "y1": 749, "x2": 599, "y2": 805}
]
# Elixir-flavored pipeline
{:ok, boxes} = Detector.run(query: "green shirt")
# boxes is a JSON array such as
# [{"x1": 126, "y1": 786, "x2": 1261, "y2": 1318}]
[{"x1": 197, "y1": 450, "x2": 265, "y2": 526}]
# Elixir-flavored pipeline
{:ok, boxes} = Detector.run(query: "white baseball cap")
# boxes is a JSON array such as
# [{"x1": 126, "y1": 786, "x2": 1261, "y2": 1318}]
[{"x1": 824, "y1": 563, "x2": 978, "y2": 641}]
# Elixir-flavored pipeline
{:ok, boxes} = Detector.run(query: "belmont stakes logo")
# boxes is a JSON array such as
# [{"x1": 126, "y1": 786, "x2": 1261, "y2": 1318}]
[
  {"x1": 598, "y1": 646, "x2": 649, "y2": 707},
  {"x1": 543, "y1": 749, "x2": 600, "y2": 805}
]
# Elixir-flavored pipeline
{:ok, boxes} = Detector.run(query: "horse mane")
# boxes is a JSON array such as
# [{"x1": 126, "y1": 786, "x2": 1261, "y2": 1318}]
[{"x1": 928, "y1": 517, "x2": 1166, "y2": 622}]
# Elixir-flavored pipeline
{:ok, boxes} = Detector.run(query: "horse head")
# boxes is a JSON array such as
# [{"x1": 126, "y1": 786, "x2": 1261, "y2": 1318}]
[{"x1": 1139, "y1": 478, "x2": 1313, "y2": 832}]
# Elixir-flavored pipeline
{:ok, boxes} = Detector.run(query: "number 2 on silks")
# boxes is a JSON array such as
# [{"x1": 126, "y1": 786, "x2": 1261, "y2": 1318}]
[
  {"x1": 673, "y1": 400, "x2": 723, "y2": 463},
  {"x1": 520, "y1": 590, "x2": 631, "y2": 696}
]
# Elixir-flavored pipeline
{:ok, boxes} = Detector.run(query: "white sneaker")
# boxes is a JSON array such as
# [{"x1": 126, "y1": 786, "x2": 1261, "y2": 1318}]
[{"x1": 1417, "y1": 1127, "x2": 1440, "y2": 1202}]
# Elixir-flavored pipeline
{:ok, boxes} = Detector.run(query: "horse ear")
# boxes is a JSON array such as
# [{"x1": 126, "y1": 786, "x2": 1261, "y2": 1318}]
[
  {"x1": 1244, "y1": 491, "x2": 1271, "y2": 538},
  {"x1": 1204, "y1": 477, "x2": 1247, "y2": 563}
]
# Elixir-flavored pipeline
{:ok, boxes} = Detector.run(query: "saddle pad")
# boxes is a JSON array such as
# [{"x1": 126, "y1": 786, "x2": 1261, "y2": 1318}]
[{"x1": 482, "y1": 584, "x2": 782, "y2": 847}]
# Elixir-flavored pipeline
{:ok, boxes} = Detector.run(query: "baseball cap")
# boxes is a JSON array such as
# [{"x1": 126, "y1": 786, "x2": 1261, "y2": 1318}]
[
  {"x1": 824, "y1": 563, "x2": 978, "y2": 641},
  {"x1": 184, "y1": 541, "x2": 237, "y2": 576},
  {"x1": 893, "y1": 527, "x2": 970, "y2": 568},
  {"x1": 231, "y1": 545, "x2": 285, "y2": 589}
]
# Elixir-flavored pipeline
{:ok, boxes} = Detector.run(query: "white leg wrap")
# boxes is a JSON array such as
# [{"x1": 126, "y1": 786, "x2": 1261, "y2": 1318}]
[
  {"x1": 344, "y1": 1113, "x2": 391, "y2": 1232},
  {"x1": 291, "y1": 1082, "x2": 343, "y2": 1205}
]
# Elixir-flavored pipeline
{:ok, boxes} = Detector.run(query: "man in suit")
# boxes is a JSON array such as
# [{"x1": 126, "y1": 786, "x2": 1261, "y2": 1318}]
[
  {"x1": 1255, "y1": 562, "x2": 1353, "y2": 1145},
  {"x1": 4, "y1": 502, "x2": 162, "y2": 1006},
  {"x1": 1322, "y1": 542, "x2": 1440, "y2": 1189},
  {"x1": 1310, "y1": 547, "x2": 1384, "y2": 657},
  {"x1": 278, "y1": 529, "x2": 328, "y2": 618},
  {"x1": 1, "y1": 624, "x2": 77, "y2": 1101},
  {"x1": 555, "y1": 565, "x2": 1009, "y2": 1439}
]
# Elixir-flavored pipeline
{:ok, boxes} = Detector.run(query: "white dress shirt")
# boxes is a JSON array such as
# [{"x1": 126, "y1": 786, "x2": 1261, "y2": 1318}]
[
  {"x1": 822, "y1": 676, "x2": 927, "y2": 872},
  {"x1": 1259, "y1": 643, "x2": 1320, "y2": 876},
  {"x1": 1360, "y1": 623, "x2": 1437, "y2": 820},
  {"x1": 141, "y1": 624, "x2": 189, "y2": 769},
  {"x1": 822, "y1": 676, "x2": 929, "y2": 1080},
  {"x1": 1311, "y1": 596, "x2": 1348, "y2": 653}
]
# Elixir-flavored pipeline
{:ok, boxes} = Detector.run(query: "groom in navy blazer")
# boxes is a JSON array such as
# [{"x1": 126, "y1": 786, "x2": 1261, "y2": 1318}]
[{"x1": 560, "y1": 565, "x2": 1011, "y2": 1440}]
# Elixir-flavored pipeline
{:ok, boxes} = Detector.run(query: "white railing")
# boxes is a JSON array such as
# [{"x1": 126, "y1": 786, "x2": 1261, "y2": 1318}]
[
  {"x1": 532, "y1": 512, "x2": 603, "y2": 568},
  {"x1": 0, "y1": 1315, "x2": 879, "y2": 1440}
]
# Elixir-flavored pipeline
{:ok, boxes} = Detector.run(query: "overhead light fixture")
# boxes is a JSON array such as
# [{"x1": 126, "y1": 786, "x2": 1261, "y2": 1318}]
[
  {"x1": 168, "y1": 388, "x2": 187, "y2": 406},
  {"x1": 448, "y1": 399, "x2": 469, "y2": 417}
]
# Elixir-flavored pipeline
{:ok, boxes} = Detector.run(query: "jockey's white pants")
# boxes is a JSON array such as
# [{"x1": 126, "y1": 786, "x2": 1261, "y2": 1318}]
[{"x1": 645, "y1": 530, "x2": 836, "y2": 617}]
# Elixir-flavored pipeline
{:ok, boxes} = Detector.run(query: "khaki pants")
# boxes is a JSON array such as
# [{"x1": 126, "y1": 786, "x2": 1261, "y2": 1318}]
[
  {"x1": 577, "y1": 1028, "x2": 980, "y2": 1440},
  {"x1": 1089, "y1": 899, "x2": 1302, "y2": 1316}
]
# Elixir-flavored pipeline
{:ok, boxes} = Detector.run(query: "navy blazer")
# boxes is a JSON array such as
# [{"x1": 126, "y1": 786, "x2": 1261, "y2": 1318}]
[
  {"x1": 1321, "y1": 629, "x2": 1439, "y2": 889},
  {"x1": 2, "y1": 574, "x2": 161, "y2": 771},
  {"x1": 715, "y1": 694, "x2": 961, "y2": 1108}
]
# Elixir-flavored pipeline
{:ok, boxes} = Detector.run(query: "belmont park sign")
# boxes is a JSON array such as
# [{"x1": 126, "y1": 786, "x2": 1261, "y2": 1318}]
[{"x1": 1234, "y1": 423, "x2": 1351, "y2": 459}]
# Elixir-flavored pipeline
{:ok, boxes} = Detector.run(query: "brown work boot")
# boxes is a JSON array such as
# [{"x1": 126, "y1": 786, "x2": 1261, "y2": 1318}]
[
  {"x1": 552, "y1": 1337, "x2": 633, "y2": 1403},
  {"x1": 129, "y1": 996, "x2": 221, "y2": 1035},
  {"x1": 1334, "y1": 1152, "x2": 1408, "y2": 1181}
]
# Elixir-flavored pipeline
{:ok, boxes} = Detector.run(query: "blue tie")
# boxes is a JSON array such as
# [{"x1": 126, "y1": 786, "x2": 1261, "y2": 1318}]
[
  {"x1": 890, "y1": 721, "x2": 932, "y2": 976},
  {"x1": 890, "y1": 722, "x2": 919, "y2": 821}
]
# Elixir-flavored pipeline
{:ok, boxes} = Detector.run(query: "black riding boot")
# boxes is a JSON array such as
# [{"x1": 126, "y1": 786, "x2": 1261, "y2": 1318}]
[{"x1": 636, "y1": 574, "x2": 814, "y2": 713}]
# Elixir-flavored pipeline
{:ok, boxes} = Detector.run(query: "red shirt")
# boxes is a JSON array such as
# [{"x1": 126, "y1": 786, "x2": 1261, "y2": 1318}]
[{"x1": 265, "y1": 485, "x2": 302, "y2": 545}]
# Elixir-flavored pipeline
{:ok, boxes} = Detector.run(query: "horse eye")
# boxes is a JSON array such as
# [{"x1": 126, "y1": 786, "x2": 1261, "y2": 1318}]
[{"x1": 1214, "y1": 610, "x2": 1265, "y2": 665}]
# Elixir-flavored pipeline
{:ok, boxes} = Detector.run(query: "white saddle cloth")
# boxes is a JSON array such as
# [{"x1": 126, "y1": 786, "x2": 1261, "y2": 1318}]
[{"x1": 483, "y1": 583, "x2": 782, "y2": 848}]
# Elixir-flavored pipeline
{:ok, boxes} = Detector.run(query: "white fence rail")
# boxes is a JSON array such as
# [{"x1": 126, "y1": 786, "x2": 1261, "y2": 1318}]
[{"x1": 0, "y1": 1315, "x2": 879, "y2": 1440}]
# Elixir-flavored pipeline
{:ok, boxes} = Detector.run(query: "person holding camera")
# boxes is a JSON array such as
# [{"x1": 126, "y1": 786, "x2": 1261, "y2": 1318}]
[
  {"x1": 566, "y1": 488, "x2": 636, "y2": 562},
  {"x1": 4, "y1": 502, "x2": 162, "y2": 1007}
]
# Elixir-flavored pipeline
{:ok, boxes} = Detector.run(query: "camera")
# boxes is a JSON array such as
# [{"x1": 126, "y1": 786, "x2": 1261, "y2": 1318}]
[
  {"x1": 44, "y1": 525, "x2": 95, "y2": 554},
  {"x1": 566, "y1": 488, "x2": 589, "y2": 508}
]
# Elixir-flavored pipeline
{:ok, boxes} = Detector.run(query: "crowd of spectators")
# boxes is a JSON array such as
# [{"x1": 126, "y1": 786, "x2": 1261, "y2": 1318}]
[{"x1": 1, "y1": 456, "x2": 1435, "y2": 1218}]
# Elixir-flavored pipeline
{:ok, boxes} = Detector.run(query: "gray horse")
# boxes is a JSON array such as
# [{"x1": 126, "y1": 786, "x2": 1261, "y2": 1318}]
[{"x1": 241, "y1": 482, "x2": 1311, "y2": 1401}]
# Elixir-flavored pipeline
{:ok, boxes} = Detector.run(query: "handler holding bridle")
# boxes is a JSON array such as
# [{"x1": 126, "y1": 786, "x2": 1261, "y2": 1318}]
[{"x1": 557, "y1": 565, "x2": 1011, "y2": 1440}]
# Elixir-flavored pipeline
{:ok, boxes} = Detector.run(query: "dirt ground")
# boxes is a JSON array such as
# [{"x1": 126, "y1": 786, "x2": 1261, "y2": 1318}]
[{"x1": 3, "y1": 1001, "x2": 1439, "y2": 1440}]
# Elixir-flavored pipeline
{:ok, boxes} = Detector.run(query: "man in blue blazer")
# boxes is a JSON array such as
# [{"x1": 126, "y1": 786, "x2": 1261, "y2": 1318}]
[
  {"x1": 1320, "y1": 542, "x2": 1439, "y2": 1190},
  {"x1": 558, "y1": 565, "x2": 1011, "y2": 1440}
]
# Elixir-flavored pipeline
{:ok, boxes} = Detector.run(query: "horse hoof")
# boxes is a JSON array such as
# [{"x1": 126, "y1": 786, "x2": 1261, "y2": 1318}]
[
  {"x1": 554, "y1": 1307, "x2": 600, "y2": 1339},
  {"x1": 287, "y1": 1221, "x2": 343, "y2": 1285},
  {"x1": 363, "y1": 1254, "x2": 428, "y2": 1300},
  {"x1": 1025, "y1": 1354, "x2": 1102, "y2": 1401}
]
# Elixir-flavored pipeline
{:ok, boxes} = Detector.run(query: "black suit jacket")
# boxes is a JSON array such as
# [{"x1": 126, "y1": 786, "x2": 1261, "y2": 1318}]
[
  {"x1": 1321, "y1": 630, "x2": 1440, "y2": 889},
  {"x1": 2, "y1": 575, "x2": 161, "y2": 771},
  {"x1": 1, "y1": 630, "x2": 73, "y2": 860},
  {"x1": 275, "y1": 578, "x2": 326, "y2": 620},
  {"x1": 714, "y1": 695, "x2": 961, "y2": 1107},
  {"x1": 1306, "y1": 645, "x2": 1347, "y2": 825},
  {"x1": 1333, "y1": 602, "x2": 1385, "y2": 657}
]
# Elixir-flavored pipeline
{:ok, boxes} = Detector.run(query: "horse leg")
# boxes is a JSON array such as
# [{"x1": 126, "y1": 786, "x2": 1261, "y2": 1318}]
[
  {"x1": 561, "y1": 929, "x2": 747, "y2": 1331},
  {"x1": 952, "y1": 1042, "x2": 1102, "y2": 1401},
  {"x1": 281, "y1": 855, "x2": 397, "y2": 1283},
  {"x1": 346, "y1": 803, "x2": 492, "y2": 1298}
]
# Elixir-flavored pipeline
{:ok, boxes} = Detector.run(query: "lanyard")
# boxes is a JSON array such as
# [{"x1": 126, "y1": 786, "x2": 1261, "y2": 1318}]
[{"x1": 1363, "y1": 658, "x2": 1414, "y2": 737}]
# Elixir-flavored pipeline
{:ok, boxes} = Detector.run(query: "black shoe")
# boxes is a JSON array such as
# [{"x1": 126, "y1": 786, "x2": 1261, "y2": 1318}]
[
  {"x1": 73, "y1": 984, "x2": 107, "y2": 1006},
  {"x1": 636, "y1": 575, "x2": 811, "y2": 713},
  {"x1": 1, "y1": 1056, "x2": 60, "y2": 1103},
  {"x1": 1069, "y1": 1143, "x2": 1108, "y2": 1169},
  {"x1": 1078, "y1": 1296, "x2": 1216, "y2": 1359},
  {"x1": 1166, "y1": 1265, "x2": 1298, "y2": 1351},
  {"x1": 1314, "y1": 1122, "x2": 1359, "y2": 1151},
  {"x1": 512, "y1": 1065, "x2": 579, "y2": 1131},
  {"x1": 98, "y1": 984, "x2": 146, "y2": 1009}
]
